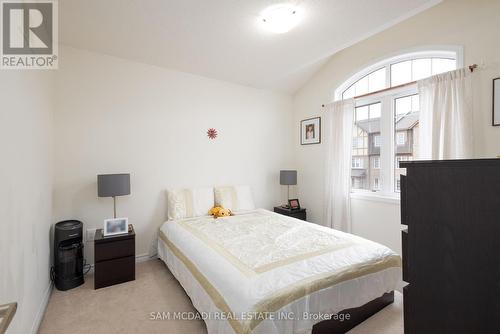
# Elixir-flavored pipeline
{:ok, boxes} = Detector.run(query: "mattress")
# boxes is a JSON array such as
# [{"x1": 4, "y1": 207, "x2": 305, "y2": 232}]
[{"x1": 157, "y1": 209, "x2": 401, "y2": 334}]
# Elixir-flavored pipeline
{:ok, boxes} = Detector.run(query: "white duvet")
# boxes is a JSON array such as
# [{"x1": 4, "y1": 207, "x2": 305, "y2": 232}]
[{"x1": 158, "y1": 209, "x2": 401, "y2": 334}]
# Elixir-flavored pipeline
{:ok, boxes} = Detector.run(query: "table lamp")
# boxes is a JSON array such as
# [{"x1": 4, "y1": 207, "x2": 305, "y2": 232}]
[
  {"x1": 97, "y1": 173, "x2": 130, "y2": 218},
  {"x1": 280, "y1": 170, "x2": 297, "y2": 207}
]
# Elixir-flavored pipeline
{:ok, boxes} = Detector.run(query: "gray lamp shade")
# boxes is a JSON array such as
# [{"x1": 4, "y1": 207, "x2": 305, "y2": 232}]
[
  {"x1": 280, "y1": 170, "x2": 297, "y2": 185},
  {"x1": 97, "y1": 174, "x2": 131, "y2": 197}
]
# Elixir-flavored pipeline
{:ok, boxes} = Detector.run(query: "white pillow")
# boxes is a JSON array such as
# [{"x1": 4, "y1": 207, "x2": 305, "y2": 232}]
[
  {"x1": 214, "y1": 185, "x2": 255, "y2": 212},
  {"x1": 167, "y1": 187, "x2": 214, "y2": 220}
]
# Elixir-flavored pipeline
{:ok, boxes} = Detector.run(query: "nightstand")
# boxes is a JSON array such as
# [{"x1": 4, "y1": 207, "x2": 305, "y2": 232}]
[
  {"x1": 274, "y1": 206, "x2": 307, "y2": 221},
  {"x1": 94, "y1": 227, "x2": 135, "y2": 289}
]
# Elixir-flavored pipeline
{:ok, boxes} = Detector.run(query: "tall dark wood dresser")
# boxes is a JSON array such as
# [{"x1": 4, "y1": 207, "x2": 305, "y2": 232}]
[{"x1": 400, "y1": 159, "x2": 500, "y2": 333}]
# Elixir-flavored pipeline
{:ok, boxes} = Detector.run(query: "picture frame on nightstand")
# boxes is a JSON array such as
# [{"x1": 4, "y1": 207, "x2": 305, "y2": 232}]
[
  {"x1": 288, "y1": 198, "x2": 301, "y2": 210},
  {"x1": 103, "y1": 217, "x2": 129, "y2": 236}
]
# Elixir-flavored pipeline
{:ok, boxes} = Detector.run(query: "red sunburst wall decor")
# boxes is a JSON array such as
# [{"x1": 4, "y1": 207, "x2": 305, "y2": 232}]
[{"x1": 207, "y1": 128, "x2": 218, "y2": 139}]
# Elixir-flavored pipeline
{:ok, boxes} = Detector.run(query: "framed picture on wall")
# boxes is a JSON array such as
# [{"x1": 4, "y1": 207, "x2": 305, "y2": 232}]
[
  {"x1": 301, "y1": 117, "x2": 321, "y2": 145},
  {"x1": 493, "y1": 77, "x2": 500, "y2": 126}
]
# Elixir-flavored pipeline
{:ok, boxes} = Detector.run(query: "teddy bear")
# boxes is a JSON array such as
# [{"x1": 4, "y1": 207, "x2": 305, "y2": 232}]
[{"x1": 208, "y1": 206, "x2": 232, "y2": 218}]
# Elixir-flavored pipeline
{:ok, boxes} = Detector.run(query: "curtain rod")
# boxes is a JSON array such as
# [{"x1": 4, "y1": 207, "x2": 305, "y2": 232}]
[{"x1": 322, "y1": 64, "x2": 478, "y2": 108}]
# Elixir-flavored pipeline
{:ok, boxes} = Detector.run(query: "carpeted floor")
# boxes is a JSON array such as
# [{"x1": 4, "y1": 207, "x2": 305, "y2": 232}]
[{"x1": 38, "y1": 260, "x2": 403, "y2": 334}]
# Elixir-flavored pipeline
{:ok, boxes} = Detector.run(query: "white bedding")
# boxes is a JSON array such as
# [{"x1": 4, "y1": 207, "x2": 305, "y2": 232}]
[{"x1": 158, "y1": 209, "x2": 401, "y2": 334}]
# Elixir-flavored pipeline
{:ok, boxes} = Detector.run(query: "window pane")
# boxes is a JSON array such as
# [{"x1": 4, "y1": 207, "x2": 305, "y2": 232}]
[
  {"x1": 368, "y1": 68, "x2": 386, "y2": 92},
  {"x1": 343, "y1": 85, "x2": 355, "y2": 99},
  {"x1": 352, "y1": 102, "x2": 381, "y2": 192},
  {"x1": 432, "y1": 58, "x2": 456, "y2": 75},
  {"x1": 394, "y1": 94, "x2": 420, "y2": 192},
  {"x1": 342, "y1": 68, "x2": 386, "y2": 100},
  {"x1": 391, "y1": 60, "x2": 412, "y2": 86},
  {"x1": 355, "y1": 75, "x2": 369, "y2": 96},
  {"x1": 356, "y1": 105, "x2": 369, "y2": 121},
  {"x1": 411, "y1": 94, "x2": 419, "y2": 111},
  {"x1": 395, "y1": 95, "x2": 412, "y2": 115},
  {"x1": 412, "y1": 58, "x2": 431, "y2": 81},
  {"x1": 369, "y1": 103, "x2": 381, "y2": 119}
]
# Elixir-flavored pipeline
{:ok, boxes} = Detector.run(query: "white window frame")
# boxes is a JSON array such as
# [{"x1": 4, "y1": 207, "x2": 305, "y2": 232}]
[
  {"x1": 352, "y1": 87, "x2": 422, "y2": 197},
  {"x1": 334, "y1": 46, "x2": 463, "y2": 101},
  {"x1": 340, "y1": 47, "x2": 462, "y2": 202},
  {"x1": 373, "y1": 156, "x2": 380, "y2": 169},
  {"x1": 351, "y1": 91, "x2": 401, "y2": 197},
  {"x1": 374, "y1": 135, "x2": 381, "y2": 147}
]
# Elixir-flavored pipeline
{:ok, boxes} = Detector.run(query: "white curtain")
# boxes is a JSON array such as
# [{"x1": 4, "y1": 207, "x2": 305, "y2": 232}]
[
  {"x1": 323, "y1": 99, "x2": 355, "y2": 232},
  {"x1": 418, "y1": 68, "x2": 474, "y2": 159}
]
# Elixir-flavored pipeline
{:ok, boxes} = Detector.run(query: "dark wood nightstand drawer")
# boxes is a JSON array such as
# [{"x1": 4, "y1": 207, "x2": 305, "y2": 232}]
[
  {"x1": 95, "y1": 238, "x2": 135, "y2": 262},
  {"x1": 94, "y1": 256, "x2": 135, "y2": 289},
  {"x1": 273, "y1": 206, "x2": 307, "y2": 221},
  {"x1": 94, "y1": 228, "x2": 136, "y2": 289},
  {"x1": 288, "y1": 211, "x2": 306, "y2": 220}
]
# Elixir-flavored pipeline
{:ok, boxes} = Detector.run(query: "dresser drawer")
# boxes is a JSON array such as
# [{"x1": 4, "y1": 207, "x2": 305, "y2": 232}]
[
  {"x1": 94, "y1": 255, "x2": 135, "y2": 289},
  {"x1": 403, "y1": 285, "x2": 412, "y2": 334},
  {"x1": 402, "y1": 228, "x2": 409, "y2": 283},
  {"x1": 400, "y1": 174, "x2": 408, "y2": 226},
  {"x1": 95, "y1": 238, "x2": 135, "y2": 262}
]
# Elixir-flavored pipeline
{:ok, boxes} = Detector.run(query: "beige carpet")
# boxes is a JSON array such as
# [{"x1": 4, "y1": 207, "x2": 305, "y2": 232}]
[{"x1": 38, "y1": 260, "x2": 403, "y2": 334}]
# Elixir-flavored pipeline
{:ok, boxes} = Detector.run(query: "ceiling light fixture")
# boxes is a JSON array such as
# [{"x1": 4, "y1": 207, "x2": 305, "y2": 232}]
[{"x1": 260, "y1": 4, "x2": 302, "y2": 34}]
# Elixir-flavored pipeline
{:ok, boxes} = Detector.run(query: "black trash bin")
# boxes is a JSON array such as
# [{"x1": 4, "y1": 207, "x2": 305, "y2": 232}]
[{"x1": 53, "y1": 220, "x2": 84, "y2": 291}]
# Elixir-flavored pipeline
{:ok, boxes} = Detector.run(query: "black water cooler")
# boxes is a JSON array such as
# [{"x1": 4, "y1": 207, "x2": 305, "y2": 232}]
[{"x1": 54, "y1": 220, "x2": 84, "y2": 291}]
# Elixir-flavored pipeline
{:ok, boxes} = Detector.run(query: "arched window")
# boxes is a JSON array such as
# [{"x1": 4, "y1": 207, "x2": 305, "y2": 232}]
[
  {"x1": 335, "y1": 48, "x2": 462, "y2": 198},
  {"x1": 335, "y1": 48, "x2": 461, "y2": 101}
]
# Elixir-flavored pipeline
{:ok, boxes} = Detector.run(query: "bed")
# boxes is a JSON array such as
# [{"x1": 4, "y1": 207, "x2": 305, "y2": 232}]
[{"x1": 157, "y1": 206, "x2": 401, "y2": 334}]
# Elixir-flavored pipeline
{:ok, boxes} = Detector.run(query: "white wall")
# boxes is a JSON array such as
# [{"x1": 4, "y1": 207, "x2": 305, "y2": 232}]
[
  {"x1": 293, "y1": 0, "x2": 500, "y2": 253},
  {"x1": 0, "y1": 71, "x2": 54, "y2": 333},
  {"x1": 53, "y1": 46, "x2": 294, "y2": 263}
]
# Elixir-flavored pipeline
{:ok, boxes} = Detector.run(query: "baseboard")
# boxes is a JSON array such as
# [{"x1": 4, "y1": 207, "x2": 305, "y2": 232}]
[
  {"x1": 30, "y1": 281, "x2": 53, "y2": 334},
  {"x1": 136, "y1": 253, "x2": 157, "y2": 263}
]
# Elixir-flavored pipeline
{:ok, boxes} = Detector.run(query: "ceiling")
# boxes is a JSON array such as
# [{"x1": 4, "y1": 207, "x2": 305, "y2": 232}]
[{"x1": 59, "y1": 0, "x2": 440, "y2": 94}]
